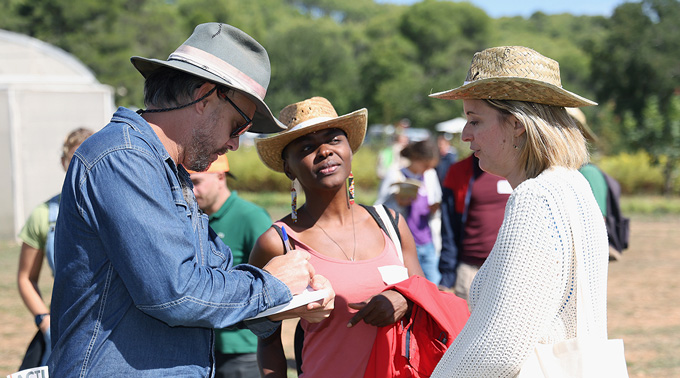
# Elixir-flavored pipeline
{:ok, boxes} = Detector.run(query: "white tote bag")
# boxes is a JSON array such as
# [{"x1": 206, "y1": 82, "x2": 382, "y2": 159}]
[{"x1": 517, "y1": 198, "x2": 629, "y2": 378}]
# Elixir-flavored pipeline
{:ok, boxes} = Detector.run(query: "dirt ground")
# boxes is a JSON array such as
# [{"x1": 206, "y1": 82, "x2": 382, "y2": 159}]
[{"x1": 1, "y1": 215, "x2": 678, "y2": 376}]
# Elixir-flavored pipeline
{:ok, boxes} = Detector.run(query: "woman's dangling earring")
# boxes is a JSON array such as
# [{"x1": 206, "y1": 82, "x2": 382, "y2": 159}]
[
  {"x1": 291, "y1": 179, "x2": 298, "y2": 222},
  {"x1": 347, "y1": 172, "x2": 355, "y2": 205}
]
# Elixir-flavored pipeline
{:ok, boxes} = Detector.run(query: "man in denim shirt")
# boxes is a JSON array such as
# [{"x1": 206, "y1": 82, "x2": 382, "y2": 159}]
[{"x1": 49, "y1": 23, "x2": 334, "y2": 377}]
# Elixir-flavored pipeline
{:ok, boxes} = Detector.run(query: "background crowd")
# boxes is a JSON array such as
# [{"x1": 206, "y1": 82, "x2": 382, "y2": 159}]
[
  {"x1": 1, "y1": 0, "x2": 678, "y2": 197},
  {"x1": 3, "y1": 0, "x2": 678, "y2": 377}
]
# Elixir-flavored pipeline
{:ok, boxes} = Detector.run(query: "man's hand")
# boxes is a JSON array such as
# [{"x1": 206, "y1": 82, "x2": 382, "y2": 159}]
[
  {"x1": 268, "y1": 274, "x2": 335, "y2": 323},
  {"x1": 263, "y1": 249, "x2": 314, "y2": 295},
  {"x1": 347, "y1": 290, "x2": 411, "y2": 328}
]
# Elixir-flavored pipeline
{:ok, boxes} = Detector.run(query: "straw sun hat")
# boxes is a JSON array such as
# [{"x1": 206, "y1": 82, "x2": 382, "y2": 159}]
[
  {"x1": 430, "y1": 46, "x2": 597, "y2": 107},
  {"x1": 255, "y1": 97, "x2": 367, "y2": 172}
]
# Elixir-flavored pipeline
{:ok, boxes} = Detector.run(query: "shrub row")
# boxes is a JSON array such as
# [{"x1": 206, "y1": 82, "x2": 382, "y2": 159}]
[
  {"x1": 596, "y1": 151, "x2": 679, "y2": 195},
  {"x1": 228, "y1": 145, "x2": 380, "y2": 193},
  {"x1": 228, "y1": 145, "x2": 679, "y2": 196}
]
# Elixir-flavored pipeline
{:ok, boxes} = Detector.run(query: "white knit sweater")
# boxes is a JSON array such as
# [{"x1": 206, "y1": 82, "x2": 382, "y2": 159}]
[{"x1": 431, "y1": 167, "x2": 609, "y2": 377}]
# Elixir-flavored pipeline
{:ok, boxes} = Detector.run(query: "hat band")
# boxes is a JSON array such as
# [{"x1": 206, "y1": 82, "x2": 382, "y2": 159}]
[
  {"x1": 169, "y1": 45, "x2": 267, "y2": 99},
  {"x1": 463, "y1": 79, "x2": 564, "y2": 88},
  {"x1": 288, "y1": 116, "x2": 335, "y2": 131}
]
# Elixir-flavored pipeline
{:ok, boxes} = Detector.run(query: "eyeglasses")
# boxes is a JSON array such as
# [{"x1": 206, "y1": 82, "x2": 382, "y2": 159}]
[{"x1": 216, "y1": 87, "x2": 253, "y2": 138}]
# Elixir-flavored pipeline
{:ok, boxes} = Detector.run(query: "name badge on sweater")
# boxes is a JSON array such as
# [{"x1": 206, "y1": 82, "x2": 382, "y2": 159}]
[{"x1": 497, "y1": 180, "x2": 512, "y2": 194}]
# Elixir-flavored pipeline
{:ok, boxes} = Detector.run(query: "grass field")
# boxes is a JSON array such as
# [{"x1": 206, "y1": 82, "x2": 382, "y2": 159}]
[{"x1": 1, "y1": 199, "x2": 679, "y2": 376}]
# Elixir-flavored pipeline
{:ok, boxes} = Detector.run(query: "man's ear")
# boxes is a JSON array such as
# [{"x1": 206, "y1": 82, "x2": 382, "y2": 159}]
[{"x1": 193, "y1": 82, "x2": 214, "y2": 115}]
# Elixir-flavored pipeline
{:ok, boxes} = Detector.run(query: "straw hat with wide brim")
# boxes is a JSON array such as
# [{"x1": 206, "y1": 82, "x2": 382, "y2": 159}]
[
  {"x1": 131, "y1": 22, "x2": 285, "y2": 134},
  {"x1": 255, "y1": 97, "x2": 367, "y2": 172},
  {"x1": 430, "y1": 46, "x2": 597, "y2": 108}
]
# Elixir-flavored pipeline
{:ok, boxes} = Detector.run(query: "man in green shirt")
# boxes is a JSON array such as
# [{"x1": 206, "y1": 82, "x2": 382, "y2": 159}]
[
  {"x1": 579, "y1": 163, "x2": 608, "y2": 217},
  {"x1": 189, "y1": 154, "x2": 272, "y2": 378}
]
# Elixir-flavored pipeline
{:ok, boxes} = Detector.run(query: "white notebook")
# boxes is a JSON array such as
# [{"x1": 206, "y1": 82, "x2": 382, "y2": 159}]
[{"x1": 245, "y1": 287, "x2": 329, "y2": 320}]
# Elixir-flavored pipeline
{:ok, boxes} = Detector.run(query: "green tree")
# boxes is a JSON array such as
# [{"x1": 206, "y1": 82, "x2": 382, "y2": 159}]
[
  {"x1": 0, "y1": 0, "x2": 185, "y2": 106},
  {"x1": 177, "y1": 0, "x2": 301, "y2": 42},
  {"x1": 287, "y1": 0, "x2": 383, "y2": 23},
  {"x1": 264, "y1": 17, "x2": 361, "y2": 115},
  {"x1": 588, "y1": 0, "x2": 680, "y2": 193},
  {"x1": 620, "y1": 96, "x2": 680, "y2": 194},
  {"x1": 383, "y1": 0, "x2": 492, "y2": 129},
  {"x1": 353, "y1": 8, "x2": 420, "y2": 125}
]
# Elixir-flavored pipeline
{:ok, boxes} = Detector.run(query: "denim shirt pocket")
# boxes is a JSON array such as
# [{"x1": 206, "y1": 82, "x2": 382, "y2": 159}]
[
  {"x1": 172, "y1": 180, "x2": 228, "y2": 268},
  {"x1": 202, "y1": 213, "x2": 230, "y2": 269}
]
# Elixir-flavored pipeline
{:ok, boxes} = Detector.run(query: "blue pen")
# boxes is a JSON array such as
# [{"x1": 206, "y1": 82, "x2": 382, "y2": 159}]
[{"x1": 281, "y1": 226, "x2": 293, "y2": 254}]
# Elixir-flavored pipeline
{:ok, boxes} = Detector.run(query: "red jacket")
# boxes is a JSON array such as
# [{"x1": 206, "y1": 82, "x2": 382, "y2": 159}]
[{"x1": 364, "y1": 276, "x2": 470, "y2": 378}]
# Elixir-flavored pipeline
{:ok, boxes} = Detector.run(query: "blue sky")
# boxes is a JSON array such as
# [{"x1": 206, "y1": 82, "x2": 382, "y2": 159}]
[{"x1": 375, "y1": 0, "x2": 633, "y2": 18}]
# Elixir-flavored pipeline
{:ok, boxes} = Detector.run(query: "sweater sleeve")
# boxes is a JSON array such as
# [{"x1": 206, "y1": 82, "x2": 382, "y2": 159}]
[{"x1": 431, "y1": 185, "x2": 567, "y2": 377}]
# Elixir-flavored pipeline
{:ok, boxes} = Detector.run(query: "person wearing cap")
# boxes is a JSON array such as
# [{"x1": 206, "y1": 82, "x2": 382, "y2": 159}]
[
  {"x1": 188, "y1": 155, "x2": 271, "y2": 378},
  {"x1": 427, "y1": 46, "x2": 609, "y2": 377},
  {"x1": 48, "y1": 23, "x2": 334, "y2": 377},
  {"x1": 249, "y1": 97, "x2": 425, "y2": 377}
]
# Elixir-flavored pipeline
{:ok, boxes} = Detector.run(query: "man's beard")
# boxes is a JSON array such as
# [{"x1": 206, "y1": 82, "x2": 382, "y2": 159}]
[{"x1": 186, "y1": 114, "x2": 228, "y2": 172}]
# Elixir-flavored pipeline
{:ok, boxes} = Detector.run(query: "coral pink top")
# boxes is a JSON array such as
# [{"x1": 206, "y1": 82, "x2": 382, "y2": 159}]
[{"x1": 275, "y1": 221, "x2": 405, "y2": 378}]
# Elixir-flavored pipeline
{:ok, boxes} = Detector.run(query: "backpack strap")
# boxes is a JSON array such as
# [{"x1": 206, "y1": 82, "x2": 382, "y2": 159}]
[
  {"x1": 361, "y1": 204, "x2": 403, "y2": 264},
  {"x1": 45, "y1": 194, "x2": 61, "y2": 275},
  {"x1": 270, "y1": 224, "x2": 289, "y2": 255}
]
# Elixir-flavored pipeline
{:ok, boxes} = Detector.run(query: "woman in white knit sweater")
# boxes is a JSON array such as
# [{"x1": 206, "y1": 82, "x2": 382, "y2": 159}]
[{"x1": 428, "y1": 46, "x2": 610, "y2": 377}]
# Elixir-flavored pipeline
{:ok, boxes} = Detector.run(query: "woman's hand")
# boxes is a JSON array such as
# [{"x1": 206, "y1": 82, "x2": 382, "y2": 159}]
[{"x1": 347, "y1": 290, "x2": 411, "y2": 328}]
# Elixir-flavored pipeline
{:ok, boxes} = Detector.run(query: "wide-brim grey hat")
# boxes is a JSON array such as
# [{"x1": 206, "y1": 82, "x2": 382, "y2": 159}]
[
  {"x1": 131, "y1": 22, "x2": 285, "y2": 133},
  {"x1": 430, "y1": 46, "x2": 597, "y2": 108}
]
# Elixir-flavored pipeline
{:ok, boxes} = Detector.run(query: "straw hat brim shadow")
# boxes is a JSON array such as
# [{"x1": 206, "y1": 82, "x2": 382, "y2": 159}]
[
  {"x1": 429, "y1": 77, "x2": 597, "y2": 108},
  {"x1": 255, "y1": 108, "x2": 367, "y2": 173}
]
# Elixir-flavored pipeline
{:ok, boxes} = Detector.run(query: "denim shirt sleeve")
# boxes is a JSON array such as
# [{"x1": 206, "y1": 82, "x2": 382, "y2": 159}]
[{"x1": 77, "y1": 146, "x2": 291, "y2": 331}]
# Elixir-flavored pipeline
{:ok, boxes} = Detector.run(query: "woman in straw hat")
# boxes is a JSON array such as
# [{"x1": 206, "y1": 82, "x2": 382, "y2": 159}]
[
  {"x1": 250, "y1": 97, "x2": 426, "y2": 377},
  {"x1": 428, "y1": 46, "x2": 610, "y2": 377}
]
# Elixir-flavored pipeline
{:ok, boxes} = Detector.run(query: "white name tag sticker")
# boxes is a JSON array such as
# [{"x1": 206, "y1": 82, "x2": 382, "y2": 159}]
[
  {"x1": 497, "y1": 180, "x2": 513, "y2": 194},
  {"x1": 378, "y1": 265, "x2": 409, "y2": 285},
  {"x1": 7, "y1": 366, "x2": 49, "y2": 378}
]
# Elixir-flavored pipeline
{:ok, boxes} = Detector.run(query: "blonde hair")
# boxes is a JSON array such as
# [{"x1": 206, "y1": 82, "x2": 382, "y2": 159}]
[
  {"x1": 62, "y1": 128, "x2": 94, "y2": 159},
  {"x1": 486, "y1": 100, "x2": 588, "y2": 179}
]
